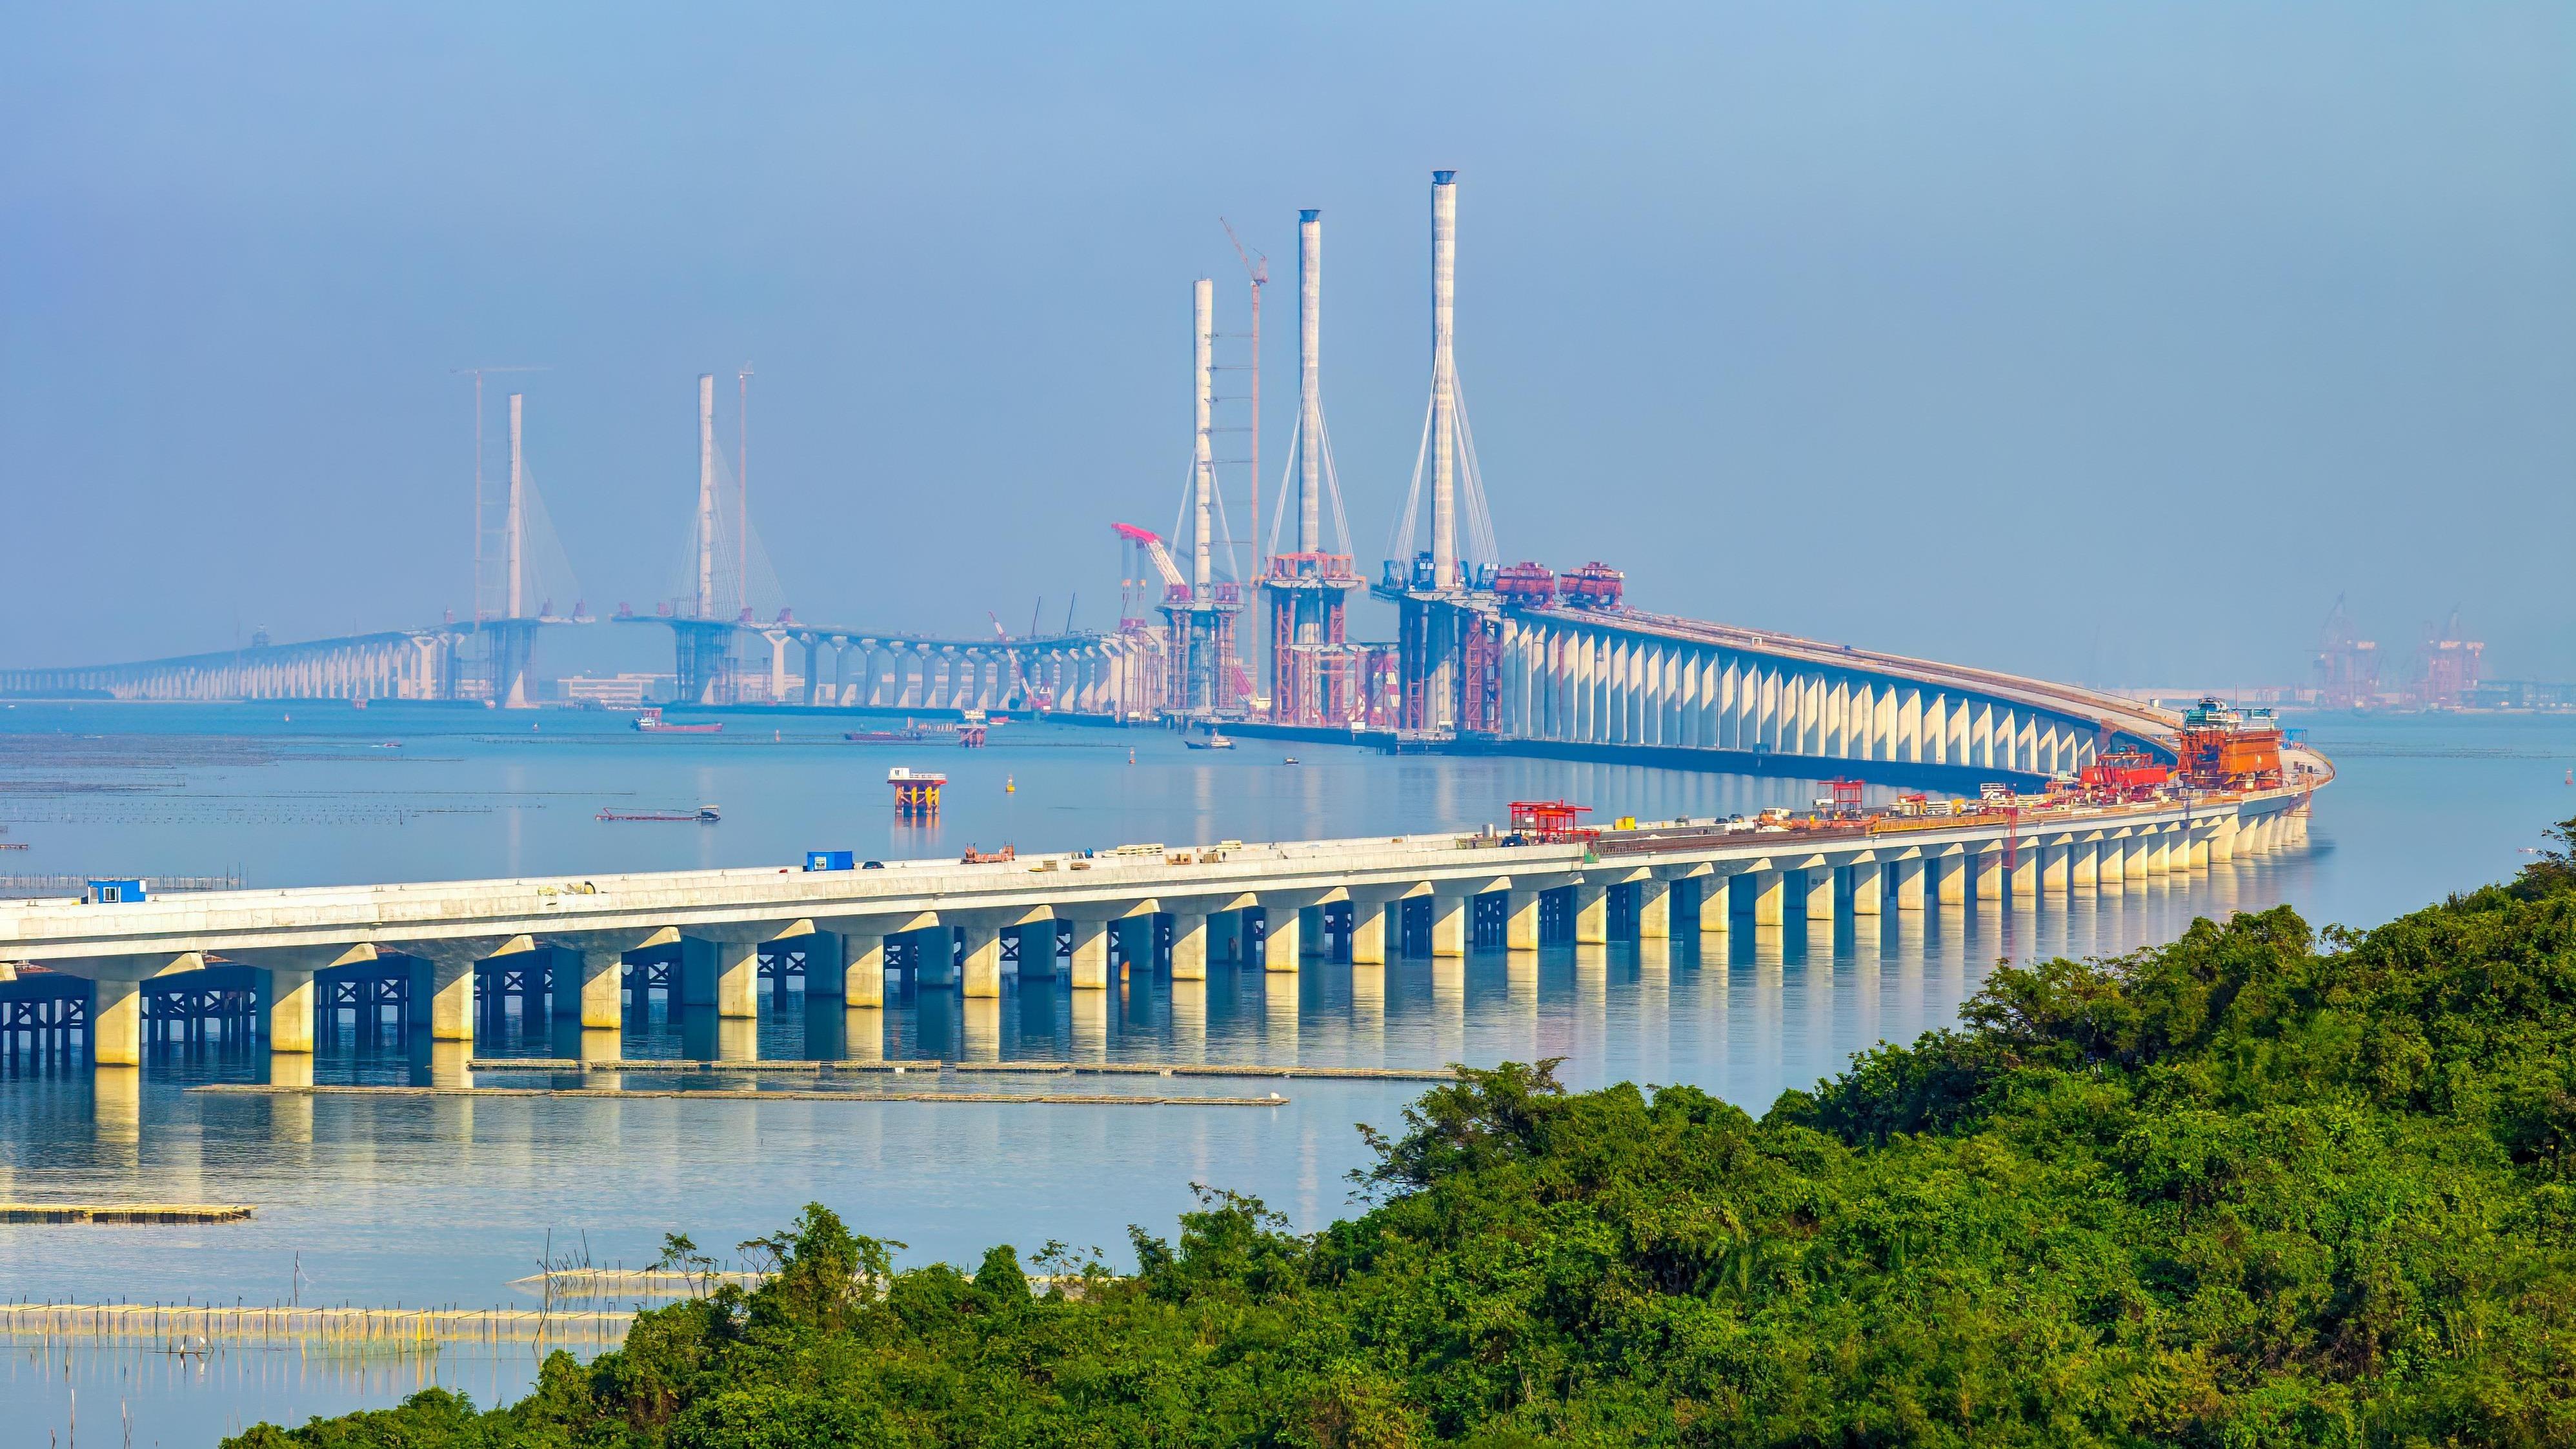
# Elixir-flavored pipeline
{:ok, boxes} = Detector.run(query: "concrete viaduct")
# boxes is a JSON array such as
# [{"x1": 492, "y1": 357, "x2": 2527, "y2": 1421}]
[{"x1": 0, "y1": 779, "x2": 2316, "y2": 1068}]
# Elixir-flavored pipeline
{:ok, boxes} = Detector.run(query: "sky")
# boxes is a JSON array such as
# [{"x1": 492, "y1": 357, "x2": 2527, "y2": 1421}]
[{"x1": 4, "y1": 3, "x2": 2570, "y2": 687}]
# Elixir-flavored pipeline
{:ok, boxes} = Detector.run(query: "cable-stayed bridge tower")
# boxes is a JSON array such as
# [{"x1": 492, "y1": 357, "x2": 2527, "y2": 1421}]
[
  {"x1": 1374, "y1": 169, "x2": 1503, "y2": 733},
  {"x1": 1262, "y1": 208, "x2": 1365, "y2": 725}
]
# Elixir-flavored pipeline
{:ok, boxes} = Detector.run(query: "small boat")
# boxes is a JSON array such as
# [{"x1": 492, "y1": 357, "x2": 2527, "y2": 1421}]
[
  {"x1": 371, "y1": 741, "x2": 402, "y2": 750},
  {"x1": 1282, "y1": 755, "x2": 1300, "y2": 764},
  {"x1": 634, "y1": 708, "x2": 722, "y2": 735},
  {"x1": 598, "y1": 804, "x2": 722, "y2": 823},
  {"x1": 1185, "y1": 734, "x2": 1236, "y2": 751}
]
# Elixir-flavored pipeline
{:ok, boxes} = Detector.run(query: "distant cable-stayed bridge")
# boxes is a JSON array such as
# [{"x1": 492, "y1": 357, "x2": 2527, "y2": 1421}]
[{"x1": 11, "y1": 175, "x2": 2217, "y2": 779}]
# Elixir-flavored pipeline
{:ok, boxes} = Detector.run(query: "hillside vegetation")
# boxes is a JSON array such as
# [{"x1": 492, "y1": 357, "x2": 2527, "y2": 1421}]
[{"x1": 229, "y1": 832, "x2": 2576, "y2": 1446}]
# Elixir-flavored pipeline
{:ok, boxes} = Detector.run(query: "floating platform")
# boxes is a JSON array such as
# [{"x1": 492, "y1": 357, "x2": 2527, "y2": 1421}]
[
  {"x1": 0, "y1": 1300, "x2": 629, "y2": 1344},
  {"x1": 0, "y1": 1203, "x2": 253, "y2": 1225},
  {"x1": 192, "y1": 1084, "x2": 1286, "y2": 1106},
  {"x1": 462, "y1": 1057, "x2": 1454, "y2": 1081}
]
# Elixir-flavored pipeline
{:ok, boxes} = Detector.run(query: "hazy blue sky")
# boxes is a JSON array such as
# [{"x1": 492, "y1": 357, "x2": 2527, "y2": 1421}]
[{"x1": 5, "y1": 3, "x2": 2570, "y2": 686}]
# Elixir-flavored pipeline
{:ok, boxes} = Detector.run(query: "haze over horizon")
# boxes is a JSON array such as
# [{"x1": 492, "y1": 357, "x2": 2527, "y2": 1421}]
[{"x1": 5, "y1": 3, "x2": 2568, "y2": 688}]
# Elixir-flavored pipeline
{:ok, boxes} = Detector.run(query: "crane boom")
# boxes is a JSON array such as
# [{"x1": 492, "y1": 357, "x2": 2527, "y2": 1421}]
[{"x1": 1112, "y1": 522, "x2": 1189, "y2": 592}]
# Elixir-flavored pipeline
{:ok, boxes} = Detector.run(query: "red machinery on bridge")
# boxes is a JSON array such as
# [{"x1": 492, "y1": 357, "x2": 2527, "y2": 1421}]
[{"x1": 1507, "y1": 800, "x2": 1597, "y2": 844}]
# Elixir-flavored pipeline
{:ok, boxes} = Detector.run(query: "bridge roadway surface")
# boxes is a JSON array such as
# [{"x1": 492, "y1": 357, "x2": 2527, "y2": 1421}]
[{"x1": 0, "y1": 778, "x2": 2317, "y2": 1066}]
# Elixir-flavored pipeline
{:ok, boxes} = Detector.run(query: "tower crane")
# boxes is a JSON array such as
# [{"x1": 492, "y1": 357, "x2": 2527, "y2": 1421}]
[{"x1": 1219, "y1": 218, "x2": 1267, "y2": 575}]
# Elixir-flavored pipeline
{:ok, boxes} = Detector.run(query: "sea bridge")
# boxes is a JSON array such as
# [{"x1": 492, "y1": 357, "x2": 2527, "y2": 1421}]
[{"x1": 0, "y1": 772, "x2": 2318, "y2": 1070}]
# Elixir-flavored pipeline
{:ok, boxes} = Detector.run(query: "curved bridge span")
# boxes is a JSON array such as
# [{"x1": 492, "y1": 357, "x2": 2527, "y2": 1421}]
[{"x1": 1474, "y1": 604, "x2": 2180, "y2": 784}]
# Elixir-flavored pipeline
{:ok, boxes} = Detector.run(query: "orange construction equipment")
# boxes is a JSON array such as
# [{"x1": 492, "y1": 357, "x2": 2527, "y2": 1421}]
[
  {"x1": 2175, "y1": 697, "x2": 2283, "y2": 788},
  {"x1": 960, "y1": 843, "x2": 1016, "y2": 864},
  {"x1": 1508, "y1": 800, "x2": 1596, "y2": 844},
  {"x1": 888, "y1": 767, "x2": 945, "y2": 818},
  {"x1": 2081, "y1": 752, "x2": 2171, "y2": 799}
]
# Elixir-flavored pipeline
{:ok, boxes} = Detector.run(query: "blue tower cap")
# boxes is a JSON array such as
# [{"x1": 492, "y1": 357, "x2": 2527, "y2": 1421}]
[
  {"x1": 1433, "y1": 170, "x2": 1456, "y2": 185},
  {"x1": 1300, "y1": 208, "x2": 1320, "y2": 222}
]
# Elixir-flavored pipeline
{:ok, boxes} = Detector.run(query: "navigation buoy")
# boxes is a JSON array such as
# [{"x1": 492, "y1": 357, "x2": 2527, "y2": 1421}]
[
  {"x1": 1127, "y1": 749, "x2": 1136, "y2": 765},
  {"x1": 1005, "y1": 775, "x2": 1016, "y2": 794}
]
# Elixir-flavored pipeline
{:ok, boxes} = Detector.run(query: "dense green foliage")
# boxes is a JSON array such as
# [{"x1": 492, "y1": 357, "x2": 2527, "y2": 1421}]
[{"x1": 228, "y1": 848, "x2": 2576, "y2": 1446}]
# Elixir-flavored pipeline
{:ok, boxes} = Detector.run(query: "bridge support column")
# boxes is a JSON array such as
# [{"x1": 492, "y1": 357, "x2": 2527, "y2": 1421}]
[
  {"x1": 1263, "y1": 904, "x2": 1303, "y2": 973},
  {"x1": 1429, "y1": 895, "x2": 1469, "y2": 957},
  {"x1": 1805, "y1": 868, "x2": 1836, "y2": 921},
  {"x1": 2009, "y1": 848, "x2": 2037, "y2": 908},
  {"x1": 92, "y1": 977, "x2": 142, "y2": 1067},
  {"x1": 2125, "y1": 834, "x2": 2151, "y2": 880},
  {"x1": 2042, "y1": 843, "x2": 2069, "y2": 898},
  {"x1": 1636, "y1": 879, "x2": 1671, "y2": 938},
  {"x1": 1348, "y1": 895, "x2": 1393, "y2": 964},
  {"x1": 1573, "y1": 884, "x2": 1609, "y2": 944},
  {"x1": 2072, "y1": 840, "x2": 2099, "y2": 889},
  {"x1": 839, "y1": 934, "x2": 886, "y2": 1006},
  {"x1": 1302, "y1": 905, "x2": 1328, "y2": 959},
  {"x1": 1751, "y1": 870, "x2": 1786, "y2": 925},
  {"x1": 1932, "y1": 854, "x2": 1963, "y2": 905},
  {"x1": 2189, "y1": 829, "x2": 2211, "y2": 868},
  {"x1": 263, "y1": 969, "x2": 316, "y2": 1054},
  {"x1": 1849, "y1": 861, "x2": 1882, "y2": 915},
  {"x1": 1893, "y1": 857, "x2": 1924, "y2": 911},
  {"x1": 1017, "y1": 923, "x2": 1058, "y2": 979},
  {"x1": 2147, "y1": 834, "x2": 2171, "y2": 875},
  {"x1": 1973, "y1": 849, "x2": 2002, "y2": 903},
  {"x1": 1066, "y1": 919, "x2": 1109, "y2": 990},
  {"x1": 1695, "y1": 876, "x2": 1730, "y2": 934},
  {"x1": 569, "y1": 949, "x2": 625, "y2": 1030},
  {"x1": 911, "y1": 928, "x2": 956, "y2": 989},
  {"x1": 1505, "y1": 890, "x2": 1542, "y2": 950},
  {"x1": 959, "y1": 923, "x2": 1003, "y2": 998},
  {"x1": 681, "y1": 939, "x2": 760, "y2": 1017},
  {"x1": 1171, "y1": 913, "x2": 1209, "y2": 981}
]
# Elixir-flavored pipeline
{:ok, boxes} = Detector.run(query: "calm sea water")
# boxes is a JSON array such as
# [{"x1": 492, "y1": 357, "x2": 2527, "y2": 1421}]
[{"x1": 0, "y1": 701, "x2": 2566, "y2": 1445}]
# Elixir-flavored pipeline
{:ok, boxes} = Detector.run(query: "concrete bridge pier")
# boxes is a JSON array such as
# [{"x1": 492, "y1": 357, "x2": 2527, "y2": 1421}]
[
  {"x1": 1065, "y1": 919, "x2": 1109, "y2": 989},
  {"x1": 2072, "y1": 840, "x2": 2100, "y2": 889},
  {"x1": 1804, "y1": 866, "x2": 1836, "y2": 921},
  {"x1": 840, "y1": 934, "x2": 886, "y2": 1006},
  {"x1": 1502, "y1": 888, "x2": 1544, "y2": 949},
  {"x1": 1016, "y1": 923, "x2": 1059, "y2": 979},
  {"x1": 1751, "y1": 870, "x2": 1786, "y2": 926},
  {"x1": 1170, "y1": 914, "x2": 1210, "y2": 980},
  {"x1": 1849, "y1": 860, "x2": 1883, "y2": 915},
  {"x1": 679, "y1": 938, "x2": 762, "y2": 1017},
  {"x1": 1692, "y1": 875, "x2": 1729, "y2": 935},
  {"x1": 1347, "y1": 892, "x2": 1398, "y2": 964},
  {"x1": 1572, "y1": 883, "x2": 1611, "y2": 944},
  {"x1": 1973, "y1": 850, "x2": 2004, "y2": 904},
  {"x1": 403, "y1": 937, "x2": 530, "y2": 1043},
  {"x1": 1891, "y1": 856, "x2": 1924, "y2": 910},
  {"x1": 230, "y1": 944, "x2": 377, "y2": 1054},
  {"x1": 2009, "y1": 848, "x2": 2038, "y2": 909},
  {"x1": 1636, "y1": 878, "x2": 1673, "y2": 938},
  {"x1": 957, "y1": 921, "x2": 1005, "y2": 998},
  {"x1": 1429, "y1": 894, "x2": 1470, "y2": 957}
]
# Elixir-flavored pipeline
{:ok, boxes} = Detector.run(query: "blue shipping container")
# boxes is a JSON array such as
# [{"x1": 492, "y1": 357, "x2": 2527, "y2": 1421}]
[
  {"x1": 85, "y1": 879, "x2": 146, "y2": 903},
  {"x1": 805, "y1": 851, "x2": 856, "y2": 872}
]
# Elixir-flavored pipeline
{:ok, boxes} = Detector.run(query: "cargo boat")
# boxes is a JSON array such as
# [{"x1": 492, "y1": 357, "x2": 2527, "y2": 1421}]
[
  {"x1": 598, "y1": 804, "x2": 721, "y2": 823},
  {"x1": 633, "y1": 708, "x2": 722, "y2": 735}
]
